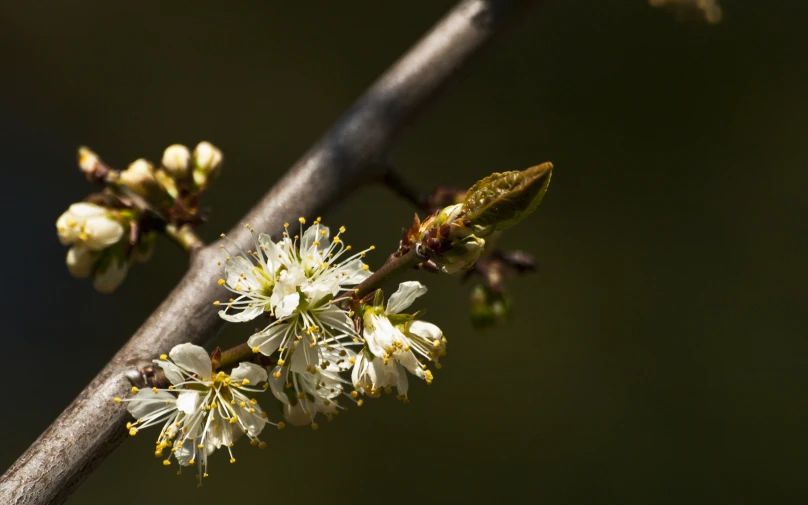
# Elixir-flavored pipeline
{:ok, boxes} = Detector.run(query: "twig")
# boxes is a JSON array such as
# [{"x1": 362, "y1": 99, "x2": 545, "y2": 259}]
[{"x1": 0, "y1": 2, "x2": 542, "y2": 504}]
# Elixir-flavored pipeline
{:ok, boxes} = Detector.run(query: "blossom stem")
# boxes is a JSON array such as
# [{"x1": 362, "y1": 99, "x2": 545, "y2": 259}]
[{"x1": 354, "y1": 249, "x2": 419, "y2": 300}]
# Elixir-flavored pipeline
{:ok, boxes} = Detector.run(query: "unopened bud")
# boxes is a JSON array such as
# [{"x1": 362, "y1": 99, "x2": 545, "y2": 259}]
[
  {"x1": 436, "y1": 235, "x2": 485, "y2": 274},
  {"x1": 161, "y1": 144, "x2": 191, "y2": 178},
  {"x1": 192, "y1": 141, "x2": 223, "y2": 188},
  {"x1": 469, "y1": 283, "x2": 511, "y2": 328},
  {"x1": 77, "y1": 147, "x2": 101, "y2": 178},
  {"x1": 56, "y1": 203, "x2": 124, "y2": 250},
  {"x1": 93, "y1": 255, "x2": 129, "y2": 294},
  {"x1": 65, "y1": 245, "x2": 98, "y2": 278},
  {"x1": 119, "y1": 159, "x2": 157, "y2": 196}
]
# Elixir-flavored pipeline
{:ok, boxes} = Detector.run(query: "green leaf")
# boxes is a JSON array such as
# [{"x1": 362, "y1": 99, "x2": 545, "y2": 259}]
[{"x1": 462, "y1": 162, "x2": 553, "y2": 233}]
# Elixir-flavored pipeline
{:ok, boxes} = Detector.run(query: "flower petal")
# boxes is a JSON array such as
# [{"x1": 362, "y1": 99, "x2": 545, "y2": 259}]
[
  {"x1": 274, "y1": 292, "x2": 300, "y2": 319},
  {"x1": 247, "y1": 322, "x2": 289, "y2": 356},
  {"x1": 176, "y1": 390, "x2": 202, "y2": 414},
  {"x1": 386, "y1": 281, "x2": 428, "y2": 314},
  {"x1": 230, "y1": 362, "x2": 268, "y2": 385},
  {"x1": 126, "y1": 389, "x2": 176, "y2": 419},
  {"x1": 218, "y1": 303, "x2": 264, "y2": 323},
  {"x1": 169, "y1": 343, "x2": 212, "y2": 378},
  {"x1": 155, "y1": 360, "x2": 185, "y2": 386}
]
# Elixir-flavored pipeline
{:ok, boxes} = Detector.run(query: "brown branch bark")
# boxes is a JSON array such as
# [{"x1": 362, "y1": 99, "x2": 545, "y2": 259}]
[{"x1": 0, "y1": 1, "x2": 542, "y2": 503}]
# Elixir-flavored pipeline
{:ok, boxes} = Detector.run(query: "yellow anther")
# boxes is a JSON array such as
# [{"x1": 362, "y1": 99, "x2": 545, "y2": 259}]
[
  {"x1": 152, "y1": 387, "x2": 158, "y2": 394},
  {"x1": 249, "y1": 398, "x2": 257, "y2": 405},
  {"x1": 260, "y1": 412, "x2": 267, "y2": 418},
  {"x1": 320, "y1": 229, "x2": 327, "y2": 236},
  {"x1": 339, "y1": 226, "x2": 346, "y2": 233},
  {"x1": 384, "y1": 386, "x2": 393, "y2": 395},
  {"x1": 242, "y1": 379, "x2": 250, "y2": 385},
  {"x1": 298, "y1": 217, "x2": 306, "y2": 224},
  {"x1": 230, "y1": 458, "x2": 236, "y2": 464},
  {"x1": 273, "y1": 371, "x2": 281, "y2": 379},
  {"x1": 350, "y1": 391, "x2": 358, "y2": 399},
  {"x1": 252, "y1": 347, "x2": 260, "y2": 353},
  {"x1": 129, "y1": 386, "x2": 139, "y2": 394},
  {"x1": 277, "y1": 422, "x2": 286, "y2": 430},
  {"x1": 229, "y1": 416, "x2": 238, "y2": 424},
  {"x1": 213, "y1": 301, "x2": 220, "y2": 306},
  {"x1": 240, "y1": 401, "x2": 246, "y2": 408},
  {"x1": 259, "y1": 442, "x2": 267, "y2": 449},
  {"x1": 114, "y1": 397, "x2": 121, "y2": 403},
  {"x1": 218, "y1": 279, "x2": 225, "y2": 285},
  {"x1": 277, "y1": 358, "x2": 285, "y2": 365},
  {"x1": 435, "y1": 362, "x2": 442, "y2": 369},
  {"x1": 163, "y1": 459, "x2": 171, "y2": 466},
  {"x1": 160, "y1": 354, "x2": 168, "y2": 360},
  {"x1": 129, "y1": 427, "x2": 138, "y2": 436},
  {"x1": 311, "y1": 423, "x2": 319, "y2": 431},
  {"x1": 189, "y1": 459, "x2": 195, "y2": 464},
  {"x1": 362, "y1": 264, "x2": 369, "y2": 271},
  {"x1": 198, "y1": 444, "x2": 204, "y2": 449},
  {"x1": 249, "y1": 408, "x2": 255, "y2": 413},
  {"x1": 333, "y1": 236, "x2": 340, "y2": 243},
  {"x1": 357, "y1": 399, "x2": 364, "y2": 407}
]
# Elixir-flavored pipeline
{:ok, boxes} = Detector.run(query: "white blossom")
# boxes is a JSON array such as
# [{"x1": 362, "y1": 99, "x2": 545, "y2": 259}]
[
  {"x1": 218, "y1": 219, "x2": 373, "y2": 369},
  {"x1": 267, "y1": 341, "x2": 353, "y2": 428},
  {"x1": 356, "y1": 281, "x2": 446, "y2": 400},
  {"x1": 116, "y1": 343, "x2": 274, "y2": 483}
]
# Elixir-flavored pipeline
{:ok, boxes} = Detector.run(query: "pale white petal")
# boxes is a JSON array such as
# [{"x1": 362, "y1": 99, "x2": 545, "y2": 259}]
[
  {"x1": 282, "y1": 402, "x2": 312, "y2": 426},
  {"x1": 169, "y1": 343, "x2": 212, "y2": 378},
  {"x1": 258, "y1": 233, "x2": 288, "y2": 272},
  {"x1": 155, "y1": 360, "x2": 185, "y2": 386},
  {"x1": 330, "y1": 257, "x2": 371, "y2": 285},
  {"x1": 386, "y1": 281, "x2": 428, "y2": 314},
  {"x1": 268, "y1": 367, "x2": 290, "y2": 404},
  {"x1": 218, "y1": 304, "x2": 264, "y2": 323},
  {"x1": 408, "y1": 321, "x2": 443, "y2": 342},
  {"x1": 274, "y1": 292, "x2": 300, "y2": 319},
  {"x1": 126, "y1": 389, "x2": 176, "y2": 419},
  {"x1": 247, "y1": 323, "x2": 288, "y2": 356},
  {"x1": 229, "y1": 362, "x2": 267, "y2": 385},
  {"x1": 176, "y1": 390, "x2": 202, "y2": 414},
  {"x1": 396, "y1": 363, "x2": 409, "y2": 397},
  {"x1": 315, "y1": 305, "x2": 356, "y2": 336},
  {"x1": 395, "y1": 350, "x2": 426, "y2": 380}
]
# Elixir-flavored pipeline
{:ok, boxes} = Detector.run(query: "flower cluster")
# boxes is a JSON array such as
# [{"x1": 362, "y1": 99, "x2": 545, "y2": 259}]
[
  {"x1": 116, "y1": 343, "x2": 276, "y2": 484},
  {"x1": 118, "y1": 218, "x2": 449, "y2": 483},
  {"x1": 56, "y1": 142, "x2": 223, "y2": 293},
  {"x1": 56, "y1": 202, "x2": 148, "y2": 292}
]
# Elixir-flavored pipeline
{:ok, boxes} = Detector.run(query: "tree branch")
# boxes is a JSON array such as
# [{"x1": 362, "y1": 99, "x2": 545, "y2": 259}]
[{"x1": 0, "y1": 2, "x2": 542, "y2": 503}]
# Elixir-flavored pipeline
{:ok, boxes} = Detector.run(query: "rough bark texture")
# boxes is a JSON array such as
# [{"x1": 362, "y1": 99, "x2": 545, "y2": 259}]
[{"x1": 0, "y1": 1, "x2": 541, "y2": 503}]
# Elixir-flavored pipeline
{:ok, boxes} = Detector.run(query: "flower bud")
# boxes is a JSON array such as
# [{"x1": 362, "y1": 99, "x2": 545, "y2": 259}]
[
  {"x1": 469, "y1": 283, "x2": 511, "y2": 328},
  {"x1": 56, "y1": 203, "x2": 124, "y2": 250},
  {"x1": 119, "y1": 159, "x2": 158, "y2": 196},
  {"x1": 65, "y1": 245, "x2": 98, "y2": 278},
  {"x1": 161, "y1": 144, "x2": 191, "y2": 179},
  {"x1": 435, "y1": 235, "x2": 485, "y2": 274},
  {"x1": 77, "y1": 147, "x2": 101, "y2": 178},
  {"x1": 192, "y1": 141, "x2": 223, "y2": 188},
  {"x1": 93, "y1": 257, "x2": 129, "y2": 294}
]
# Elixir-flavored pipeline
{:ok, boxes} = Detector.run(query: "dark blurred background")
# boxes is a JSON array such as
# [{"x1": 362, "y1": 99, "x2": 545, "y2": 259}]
[{"x1": 1, "y1": 1, "x2": 806, "y2": 503}]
